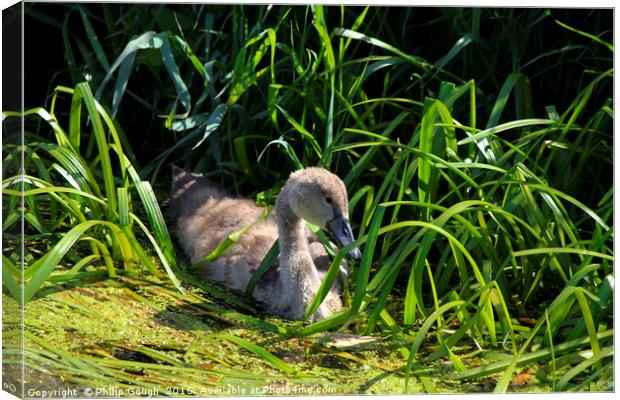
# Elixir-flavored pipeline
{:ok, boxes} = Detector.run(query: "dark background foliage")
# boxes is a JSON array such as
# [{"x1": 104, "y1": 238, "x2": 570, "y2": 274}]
[
  {"x1": 25, "y1": 6, "x2": 613, "y2": 110},
  {"x1": 24, "y1": 5, "x2": 612, "y2": 206}
]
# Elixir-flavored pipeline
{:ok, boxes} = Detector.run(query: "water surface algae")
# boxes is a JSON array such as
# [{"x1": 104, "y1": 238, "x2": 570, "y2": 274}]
[{"x1": 3, "y1": 274, "x2": 546, "y2": 397}]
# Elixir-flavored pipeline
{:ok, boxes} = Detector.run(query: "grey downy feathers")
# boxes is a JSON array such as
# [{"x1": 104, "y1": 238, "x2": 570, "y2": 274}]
[{"x1": 168, "y1": 166, "x2": 361, "y2": 322}]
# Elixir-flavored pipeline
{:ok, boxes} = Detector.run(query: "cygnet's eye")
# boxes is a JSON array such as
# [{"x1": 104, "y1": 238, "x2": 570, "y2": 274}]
[{"x1": 324, "y1": 196, "x2": 333, "y2": 205}]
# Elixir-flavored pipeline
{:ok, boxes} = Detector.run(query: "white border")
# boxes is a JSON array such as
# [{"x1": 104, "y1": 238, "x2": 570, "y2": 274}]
[{"x1": 0, "y1": 2, "x2": 617, "y2": 400}]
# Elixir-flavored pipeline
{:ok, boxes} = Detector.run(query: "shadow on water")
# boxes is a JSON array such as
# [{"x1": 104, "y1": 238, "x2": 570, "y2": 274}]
[
  {"x1": 150, "y1": 293, "x2": 302, "y2": 353},
  {"x1": 136, "y1": 241, "x2": 312, "y2": 338},
  {"x1": 28, "y1": 272, "x2": 113, "y2": 301}
]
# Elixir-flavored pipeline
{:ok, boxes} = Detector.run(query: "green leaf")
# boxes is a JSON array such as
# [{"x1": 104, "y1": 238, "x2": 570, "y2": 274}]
[
  {"x1": 311, "y1": 5, "x2": 335, "y2": 72},
  {"x1": 334, "y1": 28, "x2": 430, "y2": 72},
  {"x1": 555, "y1": 346, "x2": 613, "y2": 390},
  {"x1": 97, "y1": 31, "x2": 161, "y2": 100},
  {"x1": 215, "y1": 334, "x2": 306, "y2": 377},
  {"x1": 555, "y1": 19, "x2": 613, "y2": 52},
  {"x1": 74, "y1": 82, "x2": 117, "y2": 215},
  {"x1": 78, "y1": 7, "x2": 110, "y2": 71},
  {"x1": 449, "y1": 329, "x2": 613, "y2": 381},
  {"x1": 350, "y1": 205, "x2": 385, "y2": 313},
  {"x1": 259, "y1": 137, "x2": 304, "y2": 170},
  {"x1": 2, "y1": 255, "x2": 21, "y2": 305},
  {"x1": 276, "y1": 105, "x2": 322, "y2": 158},
  {"x1": 432, "y1": 34, "x2": 473, "y2": 79},
  {"x1": 191, "y1": 104, "x2": 227, "y2": 150},
  {"x1": 245, "y1": 241, "x2": 279, "y2": 299},
  {"x1": 406, "y1": 301, "x2": 465, "y2": 374},
  {"x1": 160, "y1": 34, "x2": 191, "y2": 115},
  {"x1": 24, "y1": 220, "x2": 130, "y2": 302}
]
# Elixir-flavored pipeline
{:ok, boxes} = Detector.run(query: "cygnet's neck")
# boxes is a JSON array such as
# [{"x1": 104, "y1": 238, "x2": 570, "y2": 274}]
[
  {"x1": 276, "y1": 187, "x2": 309, "y2": 256},
  {"x1": 275, "y1": 185, "x2": 322, "y2": 313}
]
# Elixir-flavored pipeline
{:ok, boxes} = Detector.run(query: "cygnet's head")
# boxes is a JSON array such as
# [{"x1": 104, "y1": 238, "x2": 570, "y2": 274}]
[{"x1": 282, "y1": 167, "x2": 361, "y2": 260}]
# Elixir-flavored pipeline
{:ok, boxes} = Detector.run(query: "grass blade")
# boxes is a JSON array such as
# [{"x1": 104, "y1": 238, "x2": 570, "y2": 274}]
[
  {"x1": 2, "y1": 255, "x2": 22, "y2": 305},
  {"x1": 214, "y1": 334, "x2": 304, "y2": 377}
]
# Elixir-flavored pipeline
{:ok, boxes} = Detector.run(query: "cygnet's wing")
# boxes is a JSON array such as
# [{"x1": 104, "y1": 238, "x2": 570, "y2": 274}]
[
  {"x1": 169, "y1": 166, "x2": 273, "y2": 266},
  {"x1": 168, "y1": 165, "x2": 230, "y2": 220}
]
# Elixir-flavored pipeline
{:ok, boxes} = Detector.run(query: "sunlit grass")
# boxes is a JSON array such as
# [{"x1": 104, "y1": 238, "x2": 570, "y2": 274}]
[{"x1": 3, "y1": 83, "x2": 184, "y2": 302}]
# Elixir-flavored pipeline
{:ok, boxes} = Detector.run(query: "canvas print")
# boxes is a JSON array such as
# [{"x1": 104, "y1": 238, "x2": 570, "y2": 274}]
[{"x1": 1, "y1": 2, "x2": 613, "y2": 397}]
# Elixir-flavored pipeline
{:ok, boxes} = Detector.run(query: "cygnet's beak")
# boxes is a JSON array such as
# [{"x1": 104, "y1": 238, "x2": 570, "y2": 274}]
[{"x1": 327, "y1": 214, "x2": 362, "y2": 260}]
